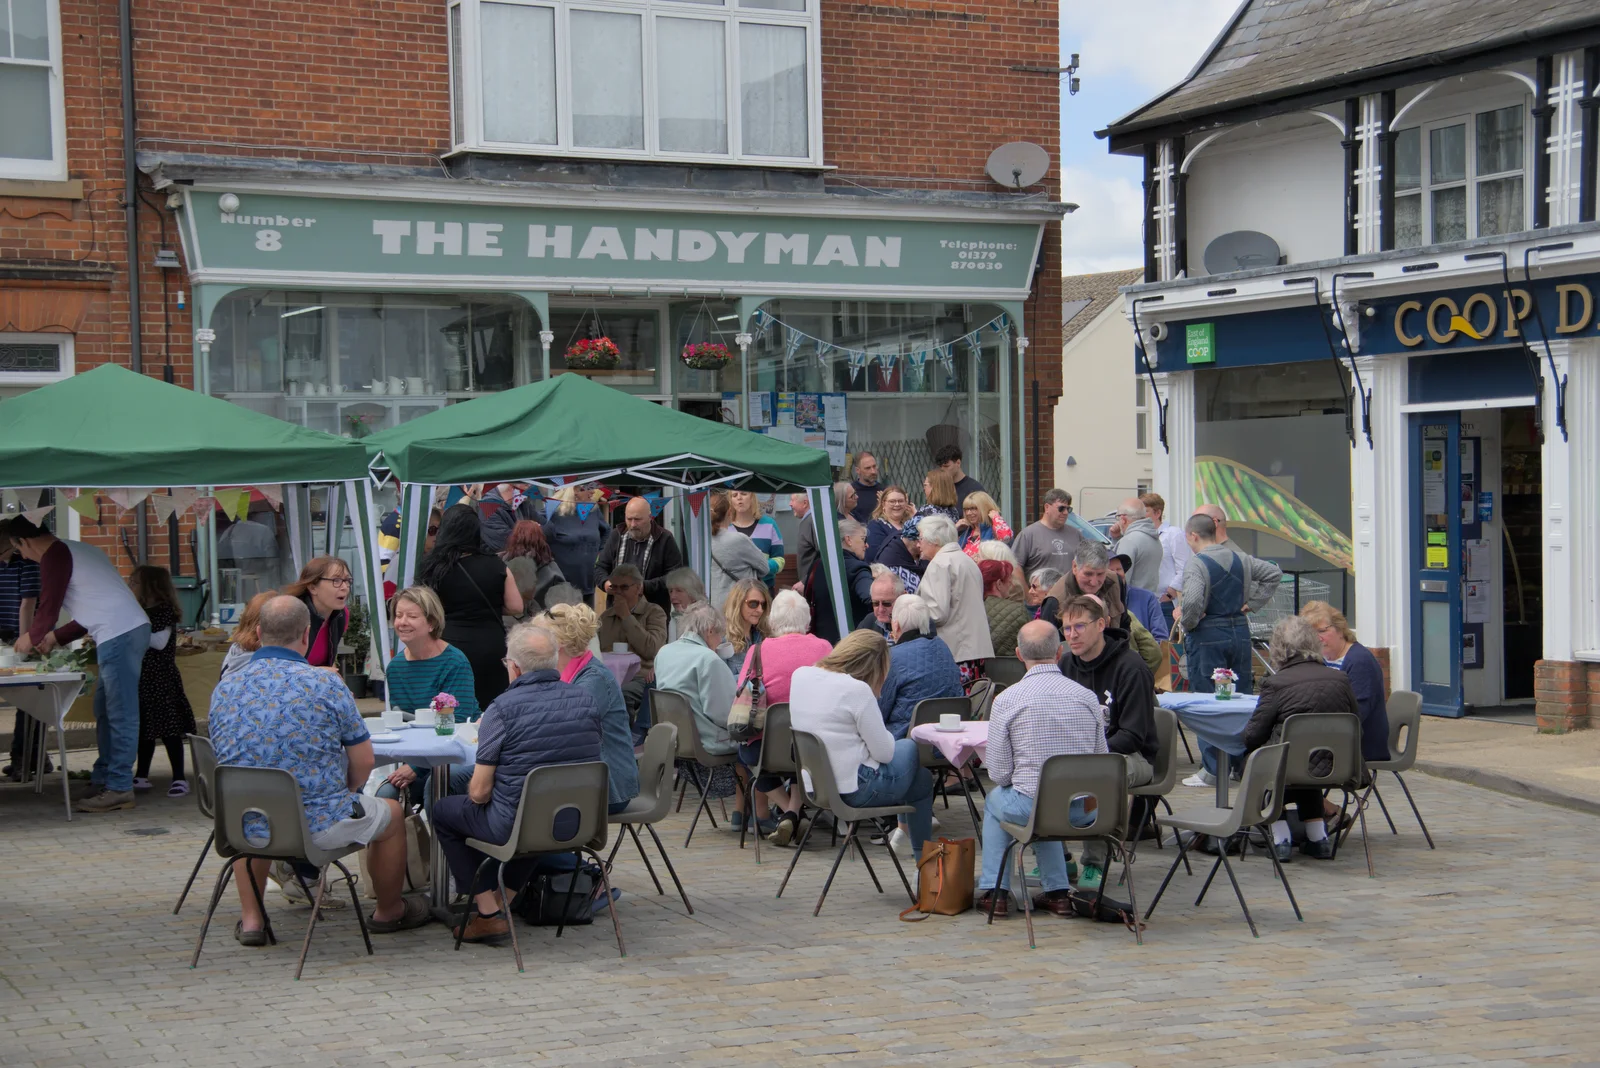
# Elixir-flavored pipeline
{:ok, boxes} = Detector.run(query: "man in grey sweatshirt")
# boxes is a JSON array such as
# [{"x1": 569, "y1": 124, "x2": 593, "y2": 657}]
[{"x1": 1111, "y1": 498, "x2": 1163, "y2": 595}]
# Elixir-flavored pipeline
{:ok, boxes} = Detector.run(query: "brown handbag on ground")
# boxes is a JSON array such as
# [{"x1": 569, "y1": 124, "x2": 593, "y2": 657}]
[
  {"x1": 359, "y1": 804, "x2": 432, "y2": 898},
  {"x1": 899, "y1": 837, "x2": 976, "y2": 921}
]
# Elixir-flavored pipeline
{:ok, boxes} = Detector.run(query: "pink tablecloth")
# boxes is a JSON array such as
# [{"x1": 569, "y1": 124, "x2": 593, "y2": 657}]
[
  {"x1": 909, "y1": 721, "x2": 988, "y2": 767},
  {"x1": 601, "y1": 651, "x2": 642, "y2": 686}
]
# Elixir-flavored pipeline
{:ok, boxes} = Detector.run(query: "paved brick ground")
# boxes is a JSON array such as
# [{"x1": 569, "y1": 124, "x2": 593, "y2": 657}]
[{"x1": 3, "y1": 766, "x2": 1599, "y2": 1067}]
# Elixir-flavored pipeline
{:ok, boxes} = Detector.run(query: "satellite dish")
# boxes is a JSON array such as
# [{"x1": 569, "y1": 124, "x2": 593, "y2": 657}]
[
  {"x1": 985, "y1": 142, "x2": 1050, "y2": 190},
  {"x1": 1203, "y1": 230, "x2": 1282, "y2": 275}
]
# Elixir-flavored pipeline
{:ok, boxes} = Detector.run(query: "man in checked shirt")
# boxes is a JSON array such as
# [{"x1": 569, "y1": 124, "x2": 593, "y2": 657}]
[{"x1": 976, "y1": 620, "x2": 1106, "y2": 919}]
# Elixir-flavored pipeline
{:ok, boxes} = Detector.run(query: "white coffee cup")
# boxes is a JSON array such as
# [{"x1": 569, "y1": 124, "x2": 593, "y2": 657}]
[
  {"x1": 612, "y1": 643, "x2": 629, "y2": 654},
  {"x1": 381, "y1": 709, "x2": 405, "y2": 729},
  {"x1": 939, "y1": 713, "x2": 962, "y2": 730},
  {"x1": 414, "y1": 707, "x2": 438, "y2": 727}
]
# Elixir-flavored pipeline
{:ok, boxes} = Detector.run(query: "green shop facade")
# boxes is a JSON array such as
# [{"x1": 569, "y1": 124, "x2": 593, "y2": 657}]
[{"x1": 169, "y1": 179, "x2": 1060, "y2": 542}]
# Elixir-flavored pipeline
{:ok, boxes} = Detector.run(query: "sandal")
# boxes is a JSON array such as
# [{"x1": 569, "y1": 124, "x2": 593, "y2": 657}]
[
  {"x1": 367, "y1": 894, "x2": 433, "y2": 934},
  {"x1": 131, "y1": 777, "x2": 152, "y2": 792},
  {"x1": 233, "y1": 921, "x2": 269, "y2": 947},
  {"x1": 168, "y1": 780, "x2": 190, "y2": 797}
]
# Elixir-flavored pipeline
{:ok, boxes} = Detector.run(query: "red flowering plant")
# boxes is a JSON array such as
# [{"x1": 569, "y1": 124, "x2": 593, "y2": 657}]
[
  {"x1": 680, "y1": 341, "x2": 733, "y2": 371},
  {"x1": 565, "y1": 337, "x2": 622, "y2": 369}
]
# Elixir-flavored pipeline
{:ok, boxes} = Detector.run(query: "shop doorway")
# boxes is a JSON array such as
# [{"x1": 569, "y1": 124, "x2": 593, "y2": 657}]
[{"x1": 1408, "y1": 406, "x2": 1541, "y2": 717}]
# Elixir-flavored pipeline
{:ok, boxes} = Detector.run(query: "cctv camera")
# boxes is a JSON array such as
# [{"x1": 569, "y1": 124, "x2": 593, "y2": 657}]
[
  {"x1": 1147, "y1": 322, "x2": 1169, "y2": 342},
  {"x1": 218, "y1": 193, "x2": 240, "y2": 213}
]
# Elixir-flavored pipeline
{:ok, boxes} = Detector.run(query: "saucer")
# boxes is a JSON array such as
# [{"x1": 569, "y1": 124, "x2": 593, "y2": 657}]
[{"x1": 934, "y1": 724, "x2": 967, "y2": 733}]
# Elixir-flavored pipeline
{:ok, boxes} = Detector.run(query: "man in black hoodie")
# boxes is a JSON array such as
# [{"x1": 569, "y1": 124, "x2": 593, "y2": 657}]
[
  {"x1": 1057, "y1": 594, "x2": 1159, "y2": 889},
  {"x1": 594, "y1": 496, "x2": 683, "y2": 613}
]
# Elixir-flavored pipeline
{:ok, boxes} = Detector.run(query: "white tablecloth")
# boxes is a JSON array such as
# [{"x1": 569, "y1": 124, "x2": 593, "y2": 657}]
[{"x1": 0, "y1": 671, "x2": 88, "y2": 820}]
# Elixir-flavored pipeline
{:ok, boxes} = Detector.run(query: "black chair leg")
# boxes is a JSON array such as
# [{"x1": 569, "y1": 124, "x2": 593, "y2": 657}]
[
  {"x1": 454, "y1": 856, "x2": 495, "y2": 951},
  {"x1": 1176, "y1": 721, "x2": 1195, "y2": 763},
  {"x1": 684, "y1": 764, "x2": 717, "y2": 848},
  {"x1": 987, "y1": 841, "x2": 1016, "y2": 925},
  {"x1": 881, "y1": 831, "x2": 916, "y2": 905},
  {"x1": 332, "y1": 859, "x2": 373, "y2": 954},
  {"x1": 776, "y1": 809, "x2": 819, "y2": 899},
  {"x1": 294, "y1": 870, "x2": 329, "y2": 980},
  {"x1": 586, "y1": 847, "x2": 627, "y2": 958},
  {"x1": 173, "y1": 831, "x2": 215, "y2": 915},
  {"x1": 1368, "y1": 780, "x2": 1399, "y2": 835},
  {"x1": 555, "y1": 852, "x2": 583, "y2": 938},
  {"x1": 626, "y1": 824, "x2": 666, "y2": 896},
  {"x1": 1194, "y1": 852, "x2": 1225, "y2": 906},
  {"x1": 1015, "y1": 842, "x2": 1037, "y2": 948},
  {"x1": 1394, "y1": 771, "x2": 1436, "y2": 848},
  {"x1": 952, "y1": 770, "x2": 981, "y2": 830},
  {"x1": 853, "y1": 827, "x2": 886, "y2": 894},
  {"x1": 1216, "y1": 851, "x2": 1259, "y2": 938},
  {"x1": 1144, "y1": 833, "x2": 1195, "y2": 921},
  {"x1": 1115, "y1": 843, "x2": 1143, "y2": 946},
  {"x1": 645, "y1": 824, "x2": 694, "y2": 914},
  {"x1": 189, "y1": 860, "x2": 235, "y2": 968},
  {"x1": 1256, "y1": 825, "x2": 1303, "y2": 922},
  {"x1": 813, "y1": 824, "x2": 858, "y2": 916},
  {"x1": 241, "y1": 856, "x2": 277, "y2": 946},
  {"x1": 497, "y1": 863, "x2": 524, "y2": 972}
]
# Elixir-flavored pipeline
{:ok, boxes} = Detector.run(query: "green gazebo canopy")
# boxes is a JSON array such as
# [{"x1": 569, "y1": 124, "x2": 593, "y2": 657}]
[
  {"x1": 364, "y1": 372, "x2": 834, "y2": 491},
  {"x1": 0, "y1": 363, "x2": 373, "y2": 487}
]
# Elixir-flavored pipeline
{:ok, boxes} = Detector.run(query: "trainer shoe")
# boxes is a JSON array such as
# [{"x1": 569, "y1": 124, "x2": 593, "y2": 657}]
[
  {"x1": 887, "y1": 826, "x2": 913, "y2": 858},
  {"x1": 77, "y1": 789, "x2": 135, "y2": 813},
  {"x1": 1299, "y1": 837, "x2": 1336, "y2": 860},
  {"x1": 767, "y1": 812, "x2": 799, "y2": 847},
  {"x1": 1077, "y1": 864, "x2": 1104, "y2": 891},
  {"x1": 1182, "y1": 770, "x2": 1216, "y2": 788},
  {"x1": 1273, "y1": 840, "x2": 1294, "y2": 864}
]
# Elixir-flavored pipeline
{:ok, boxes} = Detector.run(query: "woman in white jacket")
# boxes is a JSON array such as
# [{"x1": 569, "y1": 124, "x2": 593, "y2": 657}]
[
  {"x1": 709, "y1": 491, "x2": 770, "y2": 617},
  {"x1": 914, "y1": 514, "x2": 994, "y2": 683}
]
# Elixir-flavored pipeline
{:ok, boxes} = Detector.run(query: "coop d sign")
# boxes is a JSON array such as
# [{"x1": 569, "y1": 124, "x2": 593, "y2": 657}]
[{"x1": 180, "y1": 190, "x2": 1045, "y2": 297}]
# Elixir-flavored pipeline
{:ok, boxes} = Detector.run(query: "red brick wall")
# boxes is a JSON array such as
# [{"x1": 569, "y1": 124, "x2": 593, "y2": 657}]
[
  {"x1": 1534, "y1": 659, "x2": 1594, "y2": 732},
  {"x1": 4, "y1": 0, "x2": 1062, "y2": 566}
]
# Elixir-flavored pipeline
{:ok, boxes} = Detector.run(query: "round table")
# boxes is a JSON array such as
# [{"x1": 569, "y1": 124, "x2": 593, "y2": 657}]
[{"x1": 1158, "y1": 692, "x2": 1259, "y2": 808}]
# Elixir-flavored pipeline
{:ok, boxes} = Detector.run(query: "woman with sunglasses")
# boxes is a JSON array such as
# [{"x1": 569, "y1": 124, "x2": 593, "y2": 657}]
[
  {"x1": 282, "y1": 555, "x2": 355, "y2": 670},
  {"x1": 721, "y1": 578, "x2": 771, "y2": 676}
]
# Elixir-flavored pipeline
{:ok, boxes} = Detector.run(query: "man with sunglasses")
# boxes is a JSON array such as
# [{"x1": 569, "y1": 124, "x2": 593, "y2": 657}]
[
  {"x1": 1011, "y1": 489, "x2": 1083, "y2": 582},
  {"x1": 857, "y1": 571, "x2": 904, "y2": 637}
]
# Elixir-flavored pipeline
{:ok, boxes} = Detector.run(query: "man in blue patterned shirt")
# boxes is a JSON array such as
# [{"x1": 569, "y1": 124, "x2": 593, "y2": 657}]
[
  {"x1": 977, "y1": 620, "x2": 1105, "y2": 920},
  {"x1": 209, "y1": 596, "x2": 428, "y2": 945}
]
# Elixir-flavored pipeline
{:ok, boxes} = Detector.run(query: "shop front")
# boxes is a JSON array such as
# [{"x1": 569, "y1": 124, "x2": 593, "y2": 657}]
[
  {"x1": 1136, "y1": 249, "x2": 1600, "y2": 721},
  {"x1": 170, "y1": 181, "x2": 1053, "y2": 530}
]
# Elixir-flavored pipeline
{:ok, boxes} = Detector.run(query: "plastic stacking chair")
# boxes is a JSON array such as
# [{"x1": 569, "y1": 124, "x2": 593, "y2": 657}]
[
  {"x1": 737, "y1": 703, "x2": 807, "y2": 863},
  {"x1": 988, "y1": 753, "x2": 1141, "y2": 948},
  {"x1": 173, "y1": 735, "x2": 226, "y2": 915},
  {"x1": 650, "y1": 688, "x2": 736, "y2": 848},
  {"x1": 607, "y1": 723, "x2": 694, "y2": 913},
  {"x1": 910, "y1": 697, "x2": 984, "y2": 829},
  {"x1": 984, "y1": 656, "x2": 1027, "y2": 691},
  {"x1": 455, "y1": 761, "x2": 622, "y2": 972},
  {"x1": 1130, "y1": 708, "x2": 1182, "y2": 854},
  {"x1": 1360, "y1": 691, "x2": 1434, "y2": 849},
  {"x1": 1279, "y1": 712, "x2": 1374, "y2": 877},
  {"x1": 777, "y1": 730, "x2": 916, "y2": 916},
  {"x1": 966, "y1": 679, "x2": 996, "y2": 721},
  {"x1": 1146, "y1": 743, "x2": 1300, "y2": 938},
  {"x1": 190, "y1": 765, "x2": 372, "y2": 979}
]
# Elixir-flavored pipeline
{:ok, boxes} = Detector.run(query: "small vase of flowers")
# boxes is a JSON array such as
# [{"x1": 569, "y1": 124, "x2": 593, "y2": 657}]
[
  {"x1": 1211, "y1": 667, "x2": 1238, "y2": 700},
  {"x1": 432, "y1": 692, "x2": 459, "y2": 734},
  {"x1": 564, "y1": 337, "x2": 622, "y2": 370},
  {"x1": 680, "y1": 341, "x2": 733, "y2": 371}
]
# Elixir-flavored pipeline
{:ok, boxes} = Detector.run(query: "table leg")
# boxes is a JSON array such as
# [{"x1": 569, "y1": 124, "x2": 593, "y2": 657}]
[
  {"x1": 1215, "y1": 752, "x2": 1230, "y2": 810},
  {"x1": 428, "y1": 760, "x2": 454, "y2": 924},
  {"x1": 59, "y1": 724, "x2": 71, "y2": 821}
]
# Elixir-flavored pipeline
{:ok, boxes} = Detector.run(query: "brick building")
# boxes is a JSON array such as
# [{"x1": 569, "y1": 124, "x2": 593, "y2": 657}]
[{"x1": 2, "y1": 0, "x2": 1067, "y2": 594}]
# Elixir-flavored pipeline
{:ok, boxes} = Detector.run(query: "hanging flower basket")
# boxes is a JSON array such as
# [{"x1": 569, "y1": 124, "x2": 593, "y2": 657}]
[
  {"x1": 565, "y1": 337, "x2": 622, "y2": 370},
  {"x1": 680, "y1": 341, "x2": 733, "y2": 371}
]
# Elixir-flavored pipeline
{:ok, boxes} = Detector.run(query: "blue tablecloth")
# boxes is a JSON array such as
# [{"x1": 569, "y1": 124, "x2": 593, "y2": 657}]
[
  {"x1": 1158, "y1": 692, "x2": 1259, "y2": 757},
  {"x1": 370, "y1": 725, "x2": 476, "y2": 769}
]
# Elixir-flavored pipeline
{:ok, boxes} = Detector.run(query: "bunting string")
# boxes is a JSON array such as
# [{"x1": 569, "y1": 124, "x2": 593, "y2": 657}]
[{"x1": 747, "y1": 310, "x2": 1011, "y2": 377}]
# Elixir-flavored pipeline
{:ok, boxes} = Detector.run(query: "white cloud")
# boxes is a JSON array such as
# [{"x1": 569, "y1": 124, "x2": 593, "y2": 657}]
[
  {"x1": 1058, "y1": 165, "x2": 1146, "y2": 276},
  {"x1": 1065, "y1": 1, "x2": 1241, "y2": 96}
]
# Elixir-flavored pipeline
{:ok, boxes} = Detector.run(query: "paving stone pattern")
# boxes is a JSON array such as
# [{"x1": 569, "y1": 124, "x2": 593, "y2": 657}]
[{"x1": 2, "y1": 769, "x2": 1599, "y2": 1067}]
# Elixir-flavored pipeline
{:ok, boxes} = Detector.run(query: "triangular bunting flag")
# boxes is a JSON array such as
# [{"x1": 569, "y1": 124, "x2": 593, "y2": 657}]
[
  {"x1": 784, "y1": 328, "x2": 804, "y2": 363},
  {"x1": 150, "y1": 494, "x2": 178, "y2": 524},
  {"x1": 687, "y1": 492, "x2": 706, "y2": 517},
  {"x1": 169, "y1": 487, "x2": 199, "y2": 517},
  {"x1": 68, "y1": 493, "x2": 99, "y2": 520},
  {"x1": 874, "y1": 349, "x2": 898, "y2": 371},
  {"x1": 229, "y1": 490, "x2": 252, "y2": 520},
  {"x1": 193, "y1": 495, "x2": 219, "y2": 516},
  {"x1": 106, "y1": 488, "x2": 151, "y2": 511},
  {"x1": 845, "y1": 349, "x2": 868, "y2": 385},
  {"x1": 258, "y1": 484, "x2": 284, "y2": 510},
  {"x1": 24, "y1": 506, "x2": 53, "y2": 526},
  {"x1": 575, "y1": 502, "x2": 596, "y2": 521}
]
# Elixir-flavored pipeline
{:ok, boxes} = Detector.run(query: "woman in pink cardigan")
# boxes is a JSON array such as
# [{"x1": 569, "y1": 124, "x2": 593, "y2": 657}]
[{"x1": 736, "y1": 589, "x2": 832, "y2": 845}]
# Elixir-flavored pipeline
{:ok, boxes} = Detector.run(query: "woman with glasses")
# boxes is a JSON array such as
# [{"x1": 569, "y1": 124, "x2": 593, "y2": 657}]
[
  {"x1": 866, "y1": 485, "x2": 915, "y2": 562},
  {"x1": 721, "y1": 578, "x2": 771, "y2": 676},
  {"x1": 282, "y1": 555, "x2": 356, "y2": 670},
  {"x1": 418, "y1": 505, "x2": 525, "y2": 709},
  {"x1": 1025, "y1": 568, "x2": 1062, "y2": 628}
]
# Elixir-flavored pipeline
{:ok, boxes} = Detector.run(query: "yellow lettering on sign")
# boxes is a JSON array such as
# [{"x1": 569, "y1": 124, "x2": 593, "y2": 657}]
[
  {"x1": 1426, "y1": 297, "x2": 1460, "y2": 344},
  {"x1": 1502, "y1": 288, "x2": 1531, "y2": 338},
  {"x1": 1556, "y1": 283, "x2": 1594, "y2": 334},
  {"x1": 1461, "y1": 291, "x2": 1497, "y2": 339},
  {"x1": 1395, "y1": 300, "x2": 1424, "y2": 347}
]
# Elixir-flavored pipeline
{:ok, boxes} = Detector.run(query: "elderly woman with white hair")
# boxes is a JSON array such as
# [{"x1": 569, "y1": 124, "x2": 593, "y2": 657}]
[
  {"x1": 664, "y1": 567, "x2": 707, "y2": 643},
  {"x1": 1240, "y1": 615, "x2": 1363, "y2": 863},
  {"x1": 914, "y1": 513, "x2": 994, "y2": 685},
  {"x1": 877, "y1": 594, "x2": 963, "y2": 740},
  {"x1": 532, "y1": 602, "x2": 638, "y2": 814},
  {"x1": 809, "y1": 517, "x2": 876, "y2": 643},
  {"x1": 733, "y1": 590, "x2": 832, "y2": 844}
]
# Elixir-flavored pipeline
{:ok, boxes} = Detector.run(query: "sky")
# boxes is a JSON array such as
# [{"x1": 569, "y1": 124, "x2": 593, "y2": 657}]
[{"x1": 1058, "y1": 1, "x2": 1242, "y2": 276}]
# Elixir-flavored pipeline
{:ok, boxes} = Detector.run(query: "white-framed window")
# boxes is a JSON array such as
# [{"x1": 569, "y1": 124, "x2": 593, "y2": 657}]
[
  {"x1": 0, "y1": 0, "x2": 67, "y2": 180},
  {"x1": 1134, "y1": 376, "x2": 1151, "y2": 453},
  {"x1": 0, "y1": 332, "x2": 73, "y2": 389},
  {"x1": 448, "y1": 0, "x2": 821, "y2": 167},
  {"x1": 1394, "y1": 103, "x2": 1527, "y2": 248}
]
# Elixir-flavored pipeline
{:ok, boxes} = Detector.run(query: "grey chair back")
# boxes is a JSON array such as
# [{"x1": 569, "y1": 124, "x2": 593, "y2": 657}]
[
  {"x1": 985, "y1": 656, "x2": 1027, "y2": 690},
  {"x1": 496, "y1": 761, "x2": 611, "y2": 861},
  {"x1": 758, "y1": 703, "x2": 798, "y2": 777},
  {"x1": 792, "y1": 729, "x2": 912, "y2": 822},
  {"x1": 652, "y1": 687, "x2": 730, "y2": 765},
  {"x1": 1133, "y1": 707, "x2": 1179, "y2": 797},
  {"x1": 1279, "y1": 712, "x2": 1366, "y2": 790},
  {"x1": 213, "y1": 764, "x2": 343, "y2": 868},
  {"x1": 1030, "y1": 753, "x2": 1129, "y2": 842},
  {"x1": 627, "y1": 723, "x2": 678, "y2": 824},
  {"x1": 966, "y1": 679, "x2": 995, "y2": 721},
  {"x1": 1235, "y1": 743, "x2": 1290, "y2": 829},
  {"x1": 1377, "y1": 691, "x2": 1422, "y2": 772},
  {"x1": 910, "y1": 697, "x2": 972, "y2": 768},
  {"x1": 187, "y1": 734, "x2": 217, "y2": 821}
]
